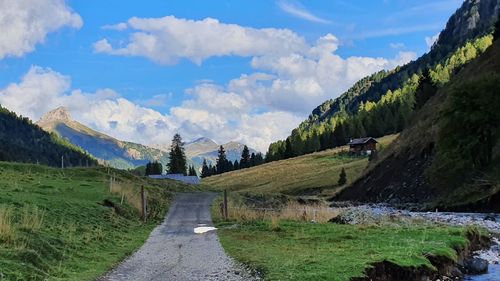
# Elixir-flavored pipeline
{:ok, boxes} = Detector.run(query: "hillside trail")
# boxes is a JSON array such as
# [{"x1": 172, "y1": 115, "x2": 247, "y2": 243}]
[{"x1": 98, "y1": 192, "x2": 256, "y2": 281}]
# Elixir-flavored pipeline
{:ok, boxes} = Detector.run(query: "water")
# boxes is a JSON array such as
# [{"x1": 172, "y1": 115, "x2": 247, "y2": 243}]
[
  {"x1": 465, "y1": 238, "x2": 500, "y2": 281},
  {"x1": 465, "y1": 264, "x2": 500, "y2": 281}
]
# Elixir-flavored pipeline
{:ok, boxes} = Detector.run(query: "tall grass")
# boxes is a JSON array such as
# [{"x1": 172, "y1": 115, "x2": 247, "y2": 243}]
[
  {"x1": 20, "y1": 205, "x2": 45, "y2": 231},
  {"x1": 110, "y1": 181, "x2": 143, "y2": 213},
  {"x1": 0, "y1": 206, "x2": 15, "y2": 242},
  {"x1": 224, "y1": 200, "x2": 341, "y2": 223}
]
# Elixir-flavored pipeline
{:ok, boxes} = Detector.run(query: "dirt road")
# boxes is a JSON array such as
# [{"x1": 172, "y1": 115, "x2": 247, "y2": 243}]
[{"x1": 99, "y1": 192, "x2": 255, "y2": 281}]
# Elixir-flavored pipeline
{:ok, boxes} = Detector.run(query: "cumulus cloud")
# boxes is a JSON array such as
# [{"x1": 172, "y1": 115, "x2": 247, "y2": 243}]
[
  {"x1": 93, "y1": 16, "x2": 308, "y2": 65},
  {"x1": 0, "y1": 0, "x2": 82, "y2": 59},
  {"x1": 277, "y1": 1, "x2": 332, "y2": 24},
  {"x1": 0, "y1": 66, "x2": 299, "y2": 152}
]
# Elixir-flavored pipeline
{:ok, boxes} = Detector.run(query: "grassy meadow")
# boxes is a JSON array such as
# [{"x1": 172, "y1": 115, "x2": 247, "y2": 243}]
[
  {"x1": 202, "y1": 134, "x2": 397, "y2": 197},
  {"x1": 0, "y1": 161, "x2": 194, "y2": 281},
  {"x1": 215, "y1": 219, "x2": 470, "y2": 281}
]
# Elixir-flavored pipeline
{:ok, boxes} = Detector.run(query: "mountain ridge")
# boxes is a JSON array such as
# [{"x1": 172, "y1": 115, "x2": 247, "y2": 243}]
[{"x1": 37, "y1": 108, "x2": 258, "y2": 170}]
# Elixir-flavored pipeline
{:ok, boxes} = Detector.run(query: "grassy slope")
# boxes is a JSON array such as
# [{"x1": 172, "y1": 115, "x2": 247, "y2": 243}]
[
  {"x1": 202, "y1": 134, "x2": 397, "y2": 196},
  {"x1": 216, "y1": 220, "x2": 469, "y2": 281},
  {"x1": 0, "y1": 162, "x2": 194, "y2": 281}
]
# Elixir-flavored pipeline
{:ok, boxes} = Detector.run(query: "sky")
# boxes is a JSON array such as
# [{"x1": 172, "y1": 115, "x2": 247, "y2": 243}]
[{"x1": 0, "y1": 0, "x2": 464, "y2": 152}]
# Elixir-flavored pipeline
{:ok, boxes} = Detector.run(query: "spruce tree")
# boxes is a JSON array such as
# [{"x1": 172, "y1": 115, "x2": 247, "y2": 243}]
[
  {"x1": 338, "y1": 167, "x2": 347, "y2": 186},
  {"x1": 255, "y1": 153, "x2": 264, "y2": 166},
  {"x1": 167, "y1": 133, "x2": 187, "y2": 174},
  {"x1": 188, "y1": 165, "x2": 197, "y2": 176},
  {"x1": 240, "y1": 145, "x2": 250, "y2": 168},
  {"x1": 495, "y1": 18, "x2": 500, "y2": 41},
  {"x1": 250, "y1": 153, "x2": 256, "y2": 167},
  {"x1": 284, "y1": 138, "x2": 293, "y2": 159},
  {"x1": 233, "y1": 160, "x2": 240, "y2": 170},
  {"x1": 216, "y1": 145, "x2": 228, "y2": 174},
  {"x1": 201, "y1": 159, "x2": 210, "y2": 178}
]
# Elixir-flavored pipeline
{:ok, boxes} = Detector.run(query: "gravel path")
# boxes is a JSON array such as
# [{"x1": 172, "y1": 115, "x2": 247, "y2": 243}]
[{"x1": 99, "y1": 192, "x2": 256, "y2": 281}]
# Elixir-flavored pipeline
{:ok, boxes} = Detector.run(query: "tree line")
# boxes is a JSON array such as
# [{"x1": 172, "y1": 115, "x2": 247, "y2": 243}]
[{"x1": 200, "y1": 145, "x2": 264, "y2": 178}]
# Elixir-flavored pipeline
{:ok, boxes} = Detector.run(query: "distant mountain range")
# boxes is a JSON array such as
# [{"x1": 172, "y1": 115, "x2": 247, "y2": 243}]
[
  {"x1": 153, "y1": 137, "x2": 257, "y2": 168},
  {"x1": 37, "y1": 107, "x2": 256, "y2": 170}
]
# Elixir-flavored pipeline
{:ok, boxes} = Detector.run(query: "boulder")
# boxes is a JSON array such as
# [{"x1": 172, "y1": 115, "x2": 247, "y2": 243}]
[{"x1": 464, "y1": 257, "x2": 488, "y2": 275}]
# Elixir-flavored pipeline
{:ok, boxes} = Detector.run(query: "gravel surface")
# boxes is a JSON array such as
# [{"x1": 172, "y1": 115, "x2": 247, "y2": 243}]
[{"x1": 99, "y1": 192, "x2": 257, "y2": 281}]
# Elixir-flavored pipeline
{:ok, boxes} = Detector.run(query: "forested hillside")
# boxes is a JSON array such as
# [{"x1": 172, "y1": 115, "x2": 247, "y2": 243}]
[
  {"x1": 337, "y1": 36, "x2": 500, "y2": 211},
  {"x1": 0, "y1": 105, "x2": 97, "y2": 167},
  {"x1": 266, "y1": 0, "x2": 499, "y2": 161}
]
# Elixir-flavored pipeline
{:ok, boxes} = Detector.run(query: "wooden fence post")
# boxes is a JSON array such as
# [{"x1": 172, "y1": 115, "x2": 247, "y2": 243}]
[
  {"x1": 223, "y1": 189, "x2": 228, "y2": 220},
  {"x1": 141, "y1": 186, "x2": 147, "y2": 223}
]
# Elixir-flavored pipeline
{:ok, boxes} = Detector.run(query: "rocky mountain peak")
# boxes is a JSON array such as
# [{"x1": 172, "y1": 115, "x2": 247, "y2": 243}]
[{"x1": 39, "y1": 107, "x2": 72, "y2": 123}]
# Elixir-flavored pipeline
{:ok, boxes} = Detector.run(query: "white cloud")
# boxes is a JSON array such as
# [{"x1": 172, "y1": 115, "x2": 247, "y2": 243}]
[
  {"x1": 425, "y1": 33, "x2": 440, "y2": 48},
  {"x1": 352, "y1": 24, "x2": 442, "y2": 39},
  {"x1": 0, "y1": 66, "x2": 297, "y2": 152},
  {"x1": 2, "y1": 15, "x2": 420, "y2": 153},
  {"x1": 278, "y1": 1, "x2": 332, "y2": 24},
  {"x1": 101, "y1": 22, "x2": 128, "y2": 31},
  {"x1": 93, "y1": 16, "x2": 308, "y2": 65},
  {"x1": 390, "y1": 42, "x2": 405, "y2": 49},
  {"x1": 0, "y1": 0, "x2": 82, "y2": 59}
]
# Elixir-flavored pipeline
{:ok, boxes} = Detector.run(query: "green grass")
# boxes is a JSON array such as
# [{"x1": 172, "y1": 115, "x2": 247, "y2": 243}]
[
  {"x1": 202, "y1": 134, "x2": 398, "y2": 196},
  {"x1": 0, "y1": 161, "x2": 195, "y2": 281},
  {"x1": 216, "y1": 220, "x2": 470, "y2": 281}
]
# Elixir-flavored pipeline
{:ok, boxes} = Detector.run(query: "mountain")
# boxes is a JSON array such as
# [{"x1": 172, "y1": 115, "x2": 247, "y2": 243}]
[
  {"x1": 0, "y1": 105, "x2": 97, "y2": 167},
  {"x1": 37, "y1": 107, "x2": 169, "y2": 170},
  {"x1": 267, "y1": 0, "x2": 500, "y2": 160},
  {"x1": 336, "y1": 35, "x2": 500, "y2": 212}
]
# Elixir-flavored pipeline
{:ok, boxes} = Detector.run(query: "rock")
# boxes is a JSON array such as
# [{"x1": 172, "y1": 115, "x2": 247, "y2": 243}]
[
  {"x1": 464, "y1": 257, "x2": 489, "y2": 274},
  {"x1": 449, "y1": 266, "x2": 463, "y2": 278},
  {"x1": 484, "y1": 215, "x2": 496, "y2": 222}
]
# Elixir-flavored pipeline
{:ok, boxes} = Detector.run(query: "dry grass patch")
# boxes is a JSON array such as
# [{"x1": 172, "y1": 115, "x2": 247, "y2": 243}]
[
  {"x1": 20, "y1": 205, "x2": 45, "y2": 231},
  {"x1": 0, "y1": 205, "x2": 15, "y2": 242},
  {"x1": 222, "y1": 200, "x2": 340, "y2": 224}
]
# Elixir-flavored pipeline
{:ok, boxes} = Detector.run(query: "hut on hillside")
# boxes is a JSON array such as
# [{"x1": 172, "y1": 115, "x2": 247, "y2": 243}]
[{"x1": 348, "y1": 137, "x2": 378, "y2": 155}]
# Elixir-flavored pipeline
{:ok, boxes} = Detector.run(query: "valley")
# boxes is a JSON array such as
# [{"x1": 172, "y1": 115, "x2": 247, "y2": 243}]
[{"x1": 0, "y1": 0, "x2": 499, "y2": 280}]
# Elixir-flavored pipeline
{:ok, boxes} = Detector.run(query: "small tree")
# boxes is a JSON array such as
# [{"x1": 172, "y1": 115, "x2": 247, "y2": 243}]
[
  {"x1": 216, "y1": 145, "x2": 227, "y2": 174},
  {"x1": 338, "y1": 167, "x2": 347, "y2": 186},
  {"x1": 494, "y1": 18, "x2": 500, "y2": 41},
  {"x1": 167, "y1": 133, "x2": 187, "y2": 174},
  {"x1": 201, "y1": 159, "x2": 210, "y2": 178},
  {"x1": 188, "y1": 165, "x2": 197, "y2": 176},
  {"x1": 240, "y1": 145, "x2": 250, "y2": 168}
]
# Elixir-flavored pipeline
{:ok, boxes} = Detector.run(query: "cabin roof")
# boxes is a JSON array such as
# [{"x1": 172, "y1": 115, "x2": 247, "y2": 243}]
[{"x1": 348, "y1": 137, "x2": 378, "y2": 145}]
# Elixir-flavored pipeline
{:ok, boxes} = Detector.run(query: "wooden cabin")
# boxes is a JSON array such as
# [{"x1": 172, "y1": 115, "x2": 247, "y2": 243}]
[{"x1": 348, "y1": 137, "x2": 378, "y2": 155}]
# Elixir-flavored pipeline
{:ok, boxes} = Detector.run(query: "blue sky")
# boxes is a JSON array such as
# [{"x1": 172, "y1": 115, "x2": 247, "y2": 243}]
[{"x1": 0, "y1": 0, "x2": 463, "y2": 151}]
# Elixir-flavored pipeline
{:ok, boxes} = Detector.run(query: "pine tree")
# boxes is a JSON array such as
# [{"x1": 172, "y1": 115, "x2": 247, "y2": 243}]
[
  {"x1": 216, "y1": 145, "x2": 227, "y2": 174},
  {"x1": 240, "y1": 145, "x2": 250, "y2": 168},
  {"x1": 250, "y1": 153, "x2": 256, "y2": 167},
  {"x1": 233, "y1": 160, "x2": 240, "y2": 170},
  {"x1": 167, "y1": 133, "x2": 187, "y2": 174},
  {"x1": 201, "y1": 159, "x2": 210, "y2": 178},
  {"x1": 338, "y1": 167, "x2": 347, "y2": 186},
  {"x1": 284, "y1": 138, "x2": 293, "y2": 159},
  {"x1": 495, "y1": 18, "x2": 500, "y2": 41},
  {"x1": 188, "y1": 165, "x2": 197, "y2": 176},
  {"x1": 254, "y1": 153, "x2": 264, "y2": 166}
]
